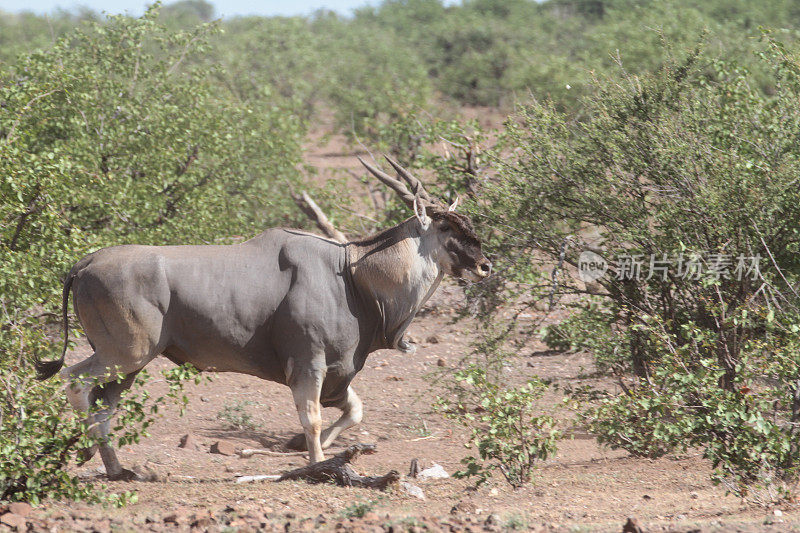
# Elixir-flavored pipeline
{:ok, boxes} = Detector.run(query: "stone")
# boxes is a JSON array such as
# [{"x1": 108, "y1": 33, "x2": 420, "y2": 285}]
[
  {"x1": 417, "y1": 463, "x2": 449, "y2": 480},
  {"x1": 426, "y1": 335, "x2": 440, "y2": 344},
  {"x1": 437, "y1": 358, "x2": 446, "y2": 367},
  {"x1": 163, "y1": 513, "x2": 180, "y2": 524},
  {"x1": 774, "y1": 509, "x2": 784, "y2": 517},
  {"x1": 178, "y1": 433, "x2": 198, "y2": 450},
  {"x1": 450, "y1": 501, "x2": 476, "y2": 515},
  {"x1": 400, "y1": 481, "x2": 425, "y2": 500},
  {"x1": 6, "y1": 504, "x2": 30, "y2": 518},
  {"x1": 0, "y1": 513, "x2": 26, "y2": 530},
  {"x1": 210, "y1": 440, "x2": 236, "y2": 456},
  {"x1": 485, "y1": 514, "x2": 501, "y2": 526},
  {"x1": 622, "y1": 517, "x2": 643, "y2": 533},
  {"x1": 190, "y1": 510, "x2": 214, "y2": 528}
]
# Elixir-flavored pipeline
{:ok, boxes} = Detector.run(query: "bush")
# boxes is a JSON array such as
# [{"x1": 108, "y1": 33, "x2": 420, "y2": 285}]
[
  {"x1": 578, "y1": 315, "x2": 800, "y2": 501},
  {"x1": 436, "y1": 363, "x2": 560, "y2": 488},
  {"x1": 477, "y1": 37, "x2": 800, "y2": 501},
  {"x1": 216, "y1": 401, "x2": 259, "y2": 431},
  {"x1": 541, "y1": 299, "x2": 625, "y2": 372},
  {"x1": 0, "y1": 364, "x2": 203, "y2": 504}
]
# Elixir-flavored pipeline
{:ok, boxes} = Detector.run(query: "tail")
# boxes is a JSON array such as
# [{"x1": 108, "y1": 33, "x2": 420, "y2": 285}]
[{"x1": 35, "y1": 269, "x2": 76, "y2": 380}]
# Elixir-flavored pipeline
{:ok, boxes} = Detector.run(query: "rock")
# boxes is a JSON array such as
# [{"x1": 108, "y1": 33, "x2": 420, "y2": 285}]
[
  {"x1": 93, "y1": 518, "x2": 112, "y2": 533},
  {"x1": 489, "y1": 487, "x2": 499, "y2": 496},
  {"x1": 179, "y1": 433, "x2": 199, "y2": 450},
  {"x1": 437, "y1": 358, "x2": 446, "y2": 367},
  {"x1": 362, "y1": 512, "x2": 380, "y2": 522},
  {"x1": 191, "y1": 510, "x2": 215, "y2": 528},
  {"x1": 774, "y1": 509, "x2": 783, "y2": 517},
  {"x1": 7, "y1": 503, "x2": 31, "y2": 517},
  {"x1": 426, "y1": 335, "x2": 440, "y2": 344},
  {"x1": 417, "y1": 463, "x2": 449, "y2": 480},
  {"x1": 690, "y1": 492, "x2": 699, "y2": 499},
  {"x1": 409, "y1": 458, "x2": 420, "y2": 478},
  {"x1": 485, "y1": 514, "x2": 501, "y2": 526},
  {"x1": 622, "y1": 517, "x2": 643, "y2": 533},
  {"x1": 450, "y1": 501, "x2": 476, "y2": 515},
  {"x1": 210, "y1": 440, "x2": 236, "y2": 456},
  {"x1": 131, "y1": 464, "x2": 161, "y2": 482},
  {"x1": 0, "y1": 513, "x2": 27, "y2": 530},
  {"x1": 400, "y1": 481, "x2": 425, "y2": 500}
]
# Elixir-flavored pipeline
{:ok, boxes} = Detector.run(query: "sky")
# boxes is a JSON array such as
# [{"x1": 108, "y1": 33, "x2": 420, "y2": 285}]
[{"x1": 0, "y1": 0, "x2": 398, "y2": 18}]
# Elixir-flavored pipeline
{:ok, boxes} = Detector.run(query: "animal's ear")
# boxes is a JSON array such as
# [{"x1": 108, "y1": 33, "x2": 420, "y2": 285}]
[
  {"x1": 448, "y1": 196, "x2": 459, "y2": 212},
  {"x1": 413, "y1": 196, "x2": 431, "y2": 230}
]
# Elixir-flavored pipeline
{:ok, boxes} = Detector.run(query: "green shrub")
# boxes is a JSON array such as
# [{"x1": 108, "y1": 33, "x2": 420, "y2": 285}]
[
  {"x1": 477, "y1": 37, "x2": 800, "y2": 501},
  {"x1": 578, "y1": 314, "x2": 800, "y2": 501},
  {"x1": 216, "y1": 401, "x2": 259, "y2": 431},
  {"x1": 0, "y1": 364, "x2": 202, "y2": 504},
  {"x1": 541, "y1": 299, "x2": 626, "y2": 372},
  {"x1": 436, "y1": 364, "x2": 560, "y2": 488}
]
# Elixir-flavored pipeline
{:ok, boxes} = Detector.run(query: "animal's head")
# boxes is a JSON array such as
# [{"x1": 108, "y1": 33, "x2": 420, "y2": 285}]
[{"x1": 359, "y1": 155, "x2": 492, "y2": 282}]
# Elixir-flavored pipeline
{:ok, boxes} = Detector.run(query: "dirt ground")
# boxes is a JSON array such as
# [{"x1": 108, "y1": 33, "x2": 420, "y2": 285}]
[{"x1": 6, "y1": 130, "x2": 800, "y2": 532}]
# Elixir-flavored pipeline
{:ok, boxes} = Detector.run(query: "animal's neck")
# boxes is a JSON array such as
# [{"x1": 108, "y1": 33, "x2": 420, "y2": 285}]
[{"x1": 348, "y1": 218, "x2": 443, "y2": 351}]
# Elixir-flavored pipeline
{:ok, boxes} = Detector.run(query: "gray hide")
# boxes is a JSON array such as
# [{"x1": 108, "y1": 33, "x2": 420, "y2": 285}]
[{"x1": 63, "y1": 228, "x2": 378, "y2": 406}]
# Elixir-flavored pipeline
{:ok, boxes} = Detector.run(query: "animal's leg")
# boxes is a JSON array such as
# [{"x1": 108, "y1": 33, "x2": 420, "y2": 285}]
[
  {"x1": 68, "y1": 279, "x2": 165, "y2": 478},
  {"x1": 320, "y1": 386, "x2": 363, "y2": 449},
  {"x1": 286, "y1": 386, "x2": 363, "y2": 451},
  {"x1": 60, "y1": 356, "x2": 115, "y2": 465},
  {"x1": 291, "y1": 374, "x2": 325, "y2": 463},
  {"x1": 89, "y1": 371, "x2": 140, "y2": 481}
]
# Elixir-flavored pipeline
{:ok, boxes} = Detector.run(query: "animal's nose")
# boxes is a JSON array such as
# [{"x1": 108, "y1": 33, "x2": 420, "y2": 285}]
[{"x1": 477, "y1": 260, "x2": 492, "y2": 277}]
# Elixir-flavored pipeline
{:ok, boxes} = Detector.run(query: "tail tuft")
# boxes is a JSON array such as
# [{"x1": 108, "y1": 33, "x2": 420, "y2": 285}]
[{"x1": 35, "y1": 358, "x2": 64, "y2": 381}]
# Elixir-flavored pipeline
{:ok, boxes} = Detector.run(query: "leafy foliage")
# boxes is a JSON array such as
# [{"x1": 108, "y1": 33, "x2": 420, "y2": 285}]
[
  {"x1": 477, "y1": 37, "x2": 800, "y2": 501},
  {"x1": 0, "y1": 364, "x2": 203, "y2": 504},
  {"x1": 436, "y1": 364, "x2": 560, "y2": 488},
  {"x1": 216, "y1": 401, "x2": 259, "y2": 431}
]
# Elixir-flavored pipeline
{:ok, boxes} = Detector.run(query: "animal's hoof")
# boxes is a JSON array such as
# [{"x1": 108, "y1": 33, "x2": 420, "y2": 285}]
[
  {"x1": 76, "y1": 445, "x2": 98, "y2": 465},
  {"x1": 397, "y1": 339, "x2": 416, "y2": 354},
  {"x1": 285, "y1": 433, "x2": 307, "y2": 451}
]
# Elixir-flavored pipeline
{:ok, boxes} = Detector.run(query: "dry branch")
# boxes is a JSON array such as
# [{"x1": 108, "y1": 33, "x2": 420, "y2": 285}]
[
  {"x1": 238, "y1": 448, "x2": 307, "y2": 458},
  {"x1": 277, "y1": 444, "x2": 399, "y2": 489},
  {"x1": 289, "y1": 189, "x2": 348, "y2": 243}
]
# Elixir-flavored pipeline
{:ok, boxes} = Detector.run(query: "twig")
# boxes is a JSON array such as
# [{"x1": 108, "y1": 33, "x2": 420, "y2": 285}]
[{"x1": 238, "y1": 448, "x2": 308, "y2": 458}]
